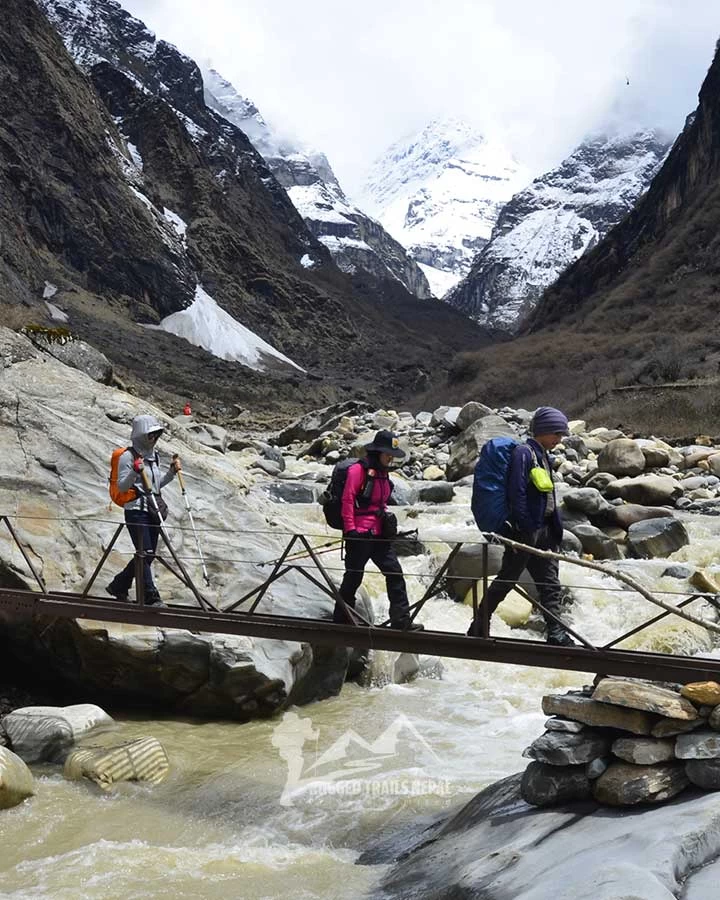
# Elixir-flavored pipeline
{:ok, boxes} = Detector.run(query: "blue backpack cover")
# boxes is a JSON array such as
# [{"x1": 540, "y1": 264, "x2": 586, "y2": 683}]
[{"x1": 471, "y1": 437, "x2": 520, "y2": 534}]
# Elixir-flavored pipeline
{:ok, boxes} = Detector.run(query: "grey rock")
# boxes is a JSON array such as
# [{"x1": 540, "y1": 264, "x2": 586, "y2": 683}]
[
  {"x1": 562, "y1": 488, "x2": 613, "y2": 517},
  {"x1": 710, "y1": 706, "x2": 720, "y2": 731},
  {"x1": 571, "y1": 524, "x2": 621, "y2": 560},
  {"x1": 685, "y1": 758, "x2": 720, "y2": 789},
  {"x1": 652, "y1": 717, "x2": 704, "y2": 738},
  {"x1": 455, "y1": 401, "x2": 493, "y2": 432},
  {"x1": 43, "y1": 339, "x2": 113, "y2": 384},
  {"x1": 444, "y1": 542, "x2": 537, "y2": 602},
  {"x1": 611, "y1": 737, "x2": 676, "y2": 764},
  {"x1": 252, "y1": 458, "x2": 282, "y2": 477},
  {"x1": 583, "y1": 471, "x2": 618, "y2": 491},
  {"x1": 524, "y1": 731, "x2": 612, "y2": 766},
  {"x1": 641, "y1": 446, "x2": 671, "y2": 468},
  {"x1": 445, "y1": 416, "x2": 516, "y2": 481},
  {"x1": 593, "y1": 761, "x2": 689, "y2": 806},
  {"x1": 184, "y1": 423, "x2": 228, "y2": 453},
  {"x1": 676, "y1": 731, "x2": 720, "y2": 759},
  {"x1": 276, "y1": 400, "x2": 369, "y2": 445},
  {"x1": 520, "y1": 761, "x2": 591, "y2": 806},
  {"x1": 415, "y1": 411, "x2": 433, "y2": 427},
  {"x1": 626, "y1": 517, "x2": 689, "y2": 559},
  {"x1": 261, "y1": 481, "x2": 324, "y2": 504},
  {"x1": 542, "y1": 693, "x2": 656, "y2": 735},
  {"x1": 544, "y1": 717, "x2": 585, "y2": 733},
  {"x1": 561, "y1": 529, "x2": 583, "y2": 555},
  {"x1": 605, "y1": 503, "x2": 676, "y2": 529},
  {"x1": 597, "y1": 438, "x2": 646, "y2": 477},
  {"x1": 593, "y1": 678, "x2": 698, "y2": 720},
  {"x1": 415, "y1": 482, "x2": 455, "y2": 503},
  {"x1": 662, "y1": 564, "x2": 695, "y2": 579},
  {"x1": 586, "y1": 757, "x2": 610, "y2": 780},
  {"x1": 605, "y1": 474, "x2": 683, "y2": 506}
]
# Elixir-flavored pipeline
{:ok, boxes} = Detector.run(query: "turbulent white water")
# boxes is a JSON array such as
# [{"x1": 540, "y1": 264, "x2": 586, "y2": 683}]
[{"x1": 2, "y1": 478, "x2": 719, "y2": 899}]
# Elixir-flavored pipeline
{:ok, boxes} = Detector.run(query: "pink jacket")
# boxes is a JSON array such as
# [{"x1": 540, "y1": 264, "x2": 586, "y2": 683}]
[{"x1": 341, "y1": 462, "x2": 392, "y2": 535}]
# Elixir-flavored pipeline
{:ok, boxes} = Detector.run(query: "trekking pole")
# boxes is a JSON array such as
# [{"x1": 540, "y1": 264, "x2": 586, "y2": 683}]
[
  {"x1": 137, "y1": 463, "x2": 212, "y2": 609},
  {"x1": 172, "y1": 454, "x2": 211, "y2": 587}
]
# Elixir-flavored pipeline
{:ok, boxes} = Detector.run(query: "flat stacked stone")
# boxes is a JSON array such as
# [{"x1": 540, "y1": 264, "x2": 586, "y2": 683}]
[{"x1": 523, "y1": 678, "x2": 720, "y2": 809}]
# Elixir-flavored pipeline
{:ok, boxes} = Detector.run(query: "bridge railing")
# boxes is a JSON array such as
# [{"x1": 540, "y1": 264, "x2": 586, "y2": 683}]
[{"x1": 1, "y1": 513, "x2": 719, "y2": 658}]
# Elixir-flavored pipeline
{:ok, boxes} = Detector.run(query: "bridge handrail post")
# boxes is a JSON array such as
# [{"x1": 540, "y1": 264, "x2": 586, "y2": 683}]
[{"x1": 0, "y1": 515, "x2": 47, "y2": 592}]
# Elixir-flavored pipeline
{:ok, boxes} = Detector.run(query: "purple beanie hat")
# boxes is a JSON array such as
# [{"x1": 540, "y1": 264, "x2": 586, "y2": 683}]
[{"x1": 531, "y1": 406, "x2": 569, "y2": 436}]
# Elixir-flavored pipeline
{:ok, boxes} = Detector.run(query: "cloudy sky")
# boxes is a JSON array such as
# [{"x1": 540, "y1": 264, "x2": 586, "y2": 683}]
[{"x1": 123, "y1": 0, "x2": 719, "y2": 196}]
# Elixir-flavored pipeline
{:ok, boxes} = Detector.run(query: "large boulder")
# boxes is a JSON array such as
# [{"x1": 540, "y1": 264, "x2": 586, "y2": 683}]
[
  {"x1": 455, "y1": 401, "x2": 493, "y2": 432},
  {"x1": 596, "y1": 438, "x2": 646, "y2": 477},
  {"x1": 570, "y1": 524, "x2": 621, "y2": 560},
  {"x1": 276, "y1": 401, "x2": 369, "y2": 445},
  {"x1": 1, "y1": 704, "x2": 114, "y2": 764},
  {"x1": 43, "y1": 339, "x2": 113, "y2": 384},
  {"x1": 605, "y1": 475, "x2": 683, "y2": 506},
  {"x1": 626, "y1": 517, "x2": 690, "y2": 559},
  {"x1": 445, "y1": 416, "x2": 516, "y2": 481},
  {"x1": 369, "y1": 772, "x2": 720, "y2": 900},
  {"x1": 0, "y1": 746, "x2": 34, "y2": 809},
  {"x1": 561, "y1": 488, "x2": 613, "y2": 518},
  {"x1": 444, "y1": 542, "x2": 527, "y2": 602},
  {"x1": 604, "y1": 503, "x2": 677, "y2": 529}
]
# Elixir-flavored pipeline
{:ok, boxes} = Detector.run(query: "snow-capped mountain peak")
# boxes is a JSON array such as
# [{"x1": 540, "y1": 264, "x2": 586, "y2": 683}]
[
  {"x1": 445, "y1": 128, "x2": 674, "y2": 331},
  {"x1": 360, "y1": 118, "x2": 530, "y2": 297}
]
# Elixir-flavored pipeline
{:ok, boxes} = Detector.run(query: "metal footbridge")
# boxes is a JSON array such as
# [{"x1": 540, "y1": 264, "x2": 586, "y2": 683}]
[{"x1": 1, "y1": 513, "x2": 720, "y2": 685}]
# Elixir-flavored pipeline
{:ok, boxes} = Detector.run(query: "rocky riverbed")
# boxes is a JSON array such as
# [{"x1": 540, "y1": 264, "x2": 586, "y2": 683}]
[{"x1": 6, "y1": 323, "x2": 720, "y2": 897}]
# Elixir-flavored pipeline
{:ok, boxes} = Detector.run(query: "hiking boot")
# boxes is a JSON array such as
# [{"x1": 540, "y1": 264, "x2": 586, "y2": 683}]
[
  {"x1": 546, "y1": 626, "x2": 577, "y2": 647},
  {"x1": 392, "y1": 620, "x2": 424, "y2": 632},
  {"x1": 106, "y1": 582, "x2": 129, "y2": 602}
]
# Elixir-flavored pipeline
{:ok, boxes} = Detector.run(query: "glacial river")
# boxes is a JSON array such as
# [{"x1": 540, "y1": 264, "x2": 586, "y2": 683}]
[{"x1": 1, "y1": 486, "x2": 719, "y2": 900}]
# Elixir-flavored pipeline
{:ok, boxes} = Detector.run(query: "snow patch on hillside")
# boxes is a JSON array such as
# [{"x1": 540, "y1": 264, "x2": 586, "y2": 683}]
[{"x1": 156, "y1": 285, "x2": 304, "y2": 372}]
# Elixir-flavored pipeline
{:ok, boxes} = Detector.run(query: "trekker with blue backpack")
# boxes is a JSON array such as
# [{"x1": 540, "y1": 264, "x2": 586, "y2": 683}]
[
  {"x1": 333, "y1": 430, "x2": 423, "y2": 631},
  {"x1": 467, "y1": 407, "x2": 575, "y2": 646}
]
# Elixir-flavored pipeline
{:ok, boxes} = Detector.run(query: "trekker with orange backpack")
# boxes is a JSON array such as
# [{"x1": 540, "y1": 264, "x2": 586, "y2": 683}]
[{"x1": 107, "y1": 415, "x2": 180, "y2": 606}]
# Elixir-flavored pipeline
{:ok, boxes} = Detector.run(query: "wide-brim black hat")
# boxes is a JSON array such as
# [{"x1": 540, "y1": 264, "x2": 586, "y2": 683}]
[{"x1": 365, "y1": 429, "x2": 405, "y2": 458}]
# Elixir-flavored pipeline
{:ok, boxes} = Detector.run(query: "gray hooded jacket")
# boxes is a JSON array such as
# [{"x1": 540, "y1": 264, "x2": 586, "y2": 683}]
[{"x1": 116, "y1": 415, "x2": 176, "y2": 512}]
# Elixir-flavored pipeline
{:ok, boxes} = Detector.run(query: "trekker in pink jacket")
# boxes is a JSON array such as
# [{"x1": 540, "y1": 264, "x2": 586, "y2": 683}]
[{"x1": 335, "y1": 430, "x2": 423, "y2": 631}]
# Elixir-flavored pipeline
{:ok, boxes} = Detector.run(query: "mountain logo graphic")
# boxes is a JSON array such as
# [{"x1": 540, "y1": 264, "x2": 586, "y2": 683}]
[{"x1": 271, "y1": 711, "x2": 443, "y2": 807}]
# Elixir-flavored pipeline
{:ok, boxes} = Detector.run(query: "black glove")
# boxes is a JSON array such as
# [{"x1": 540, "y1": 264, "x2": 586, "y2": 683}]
[{"x1": 344, "y1": 529, "x2": 363, "y2": 539}]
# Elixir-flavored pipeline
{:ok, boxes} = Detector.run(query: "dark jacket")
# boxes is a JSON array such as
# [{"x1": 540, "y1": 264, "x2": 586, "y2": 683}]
[{"x1": 507, "y1": 438, "x2": 562, "y2": 541}]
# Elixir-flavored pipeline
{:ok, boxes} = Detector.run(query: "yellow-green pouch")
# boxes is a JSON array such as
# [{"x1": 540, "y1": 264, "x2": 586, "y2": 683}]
[{"x1": 529, "y1": 466, "x2": 554, "y2": 493}]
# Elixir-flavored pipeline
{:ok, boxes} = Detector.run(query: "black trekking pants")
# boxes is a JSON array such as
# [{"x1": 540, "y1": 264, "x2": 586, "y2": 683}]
[
  {"x1": 468, "y1": 525, "x2": 563, "y2": 635},
  {"x1": 108, "y1": 509, "x2": 161, "y2": 599},
  {"x1": 336, "y1": 534, "x2": 411, "y2": 627}
]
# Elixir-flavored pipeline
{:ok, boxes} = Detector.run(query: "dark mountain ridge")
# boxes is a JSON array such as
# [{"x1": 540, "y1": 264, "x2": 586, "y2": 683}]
[{"x1": 0, "y1": 0, "x2": 484, "y2": 422}]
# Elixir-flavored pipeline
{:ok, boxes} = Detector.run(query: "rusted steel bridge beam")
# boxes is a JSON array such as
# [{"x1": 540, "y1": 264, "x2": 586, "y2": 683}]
[{"x1": 1, "y1": 587, "x2": 718, "y2": 685}]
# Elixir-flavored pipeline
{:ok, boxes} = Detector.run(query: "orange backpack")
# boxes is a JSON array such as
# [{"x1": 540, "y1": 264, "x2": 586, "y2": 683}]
[{"x1": 108, "y1": 447, "x2": 140, "y2": 507}]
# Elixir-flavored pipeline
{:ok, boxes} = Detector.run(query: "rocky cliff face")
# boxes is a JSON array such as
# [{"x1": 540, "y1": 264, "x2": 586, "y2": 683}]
[
  {"x1": 0, "y1": 0, "x2": 480, "y2": 419},
  {"x1": 360, "y1": 119, "x2": 530, "y2": 297},
  {"x1": 203, "y1": 69, "x2": 431, "y2": 298},
  {"x1": 446, "y1": 130, "x2": 672, "y2": 332}
]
